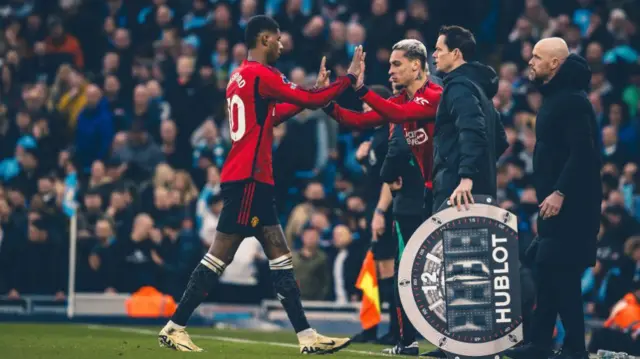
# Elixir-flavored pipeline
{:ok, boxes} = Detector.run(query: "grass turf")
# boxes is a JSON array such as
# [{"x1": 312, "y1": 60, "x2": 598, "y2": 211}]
[
  {"x1": 0, "y1": 323, "x2": 603, "y2": 358},
  {"x1": 0, "y1": 323, "x2": 436, "y2": 359}
]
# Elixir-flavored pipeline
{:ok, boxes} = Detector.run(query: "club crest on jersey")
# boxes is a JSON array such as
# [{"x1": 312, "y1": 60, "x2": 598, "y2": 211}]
[
  {"x1": 251, "y1": 216, "x2": 260, "y2": 227},
  {"x1": 414, "y1": 97, "x2": 430, "y2": 106},
  {"x1": 281, "y1": 75, "x2": 297, "y2": 89}
]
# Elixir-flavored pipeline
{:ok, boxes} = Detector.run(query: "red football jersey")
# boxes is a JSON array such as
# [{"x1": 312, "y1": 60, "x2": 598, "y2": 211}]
[
  {"x1": 327, "y1": 81, "x2": 443, "y2": 188},
  {"x1": 221, "y1": 60, "x2": 355, "y2": 185}
]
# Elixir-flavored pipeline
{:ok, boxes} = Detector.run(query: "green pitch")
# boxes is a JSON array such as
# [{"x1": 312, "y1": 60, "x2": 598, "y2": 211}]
[
  {"x1": 0, "y1": 323, "x2": 602, "y2": 358},
  {"x1": 0, "y1": 323, "x2": 435, "y2": 359}
]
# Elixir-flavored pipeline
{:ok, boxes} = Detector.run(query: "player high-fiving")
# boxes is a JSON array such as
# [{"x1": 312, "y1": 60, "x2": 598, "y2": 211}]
[{"x1": 159, "y1": 15, "x2": 362, "y2": 355}]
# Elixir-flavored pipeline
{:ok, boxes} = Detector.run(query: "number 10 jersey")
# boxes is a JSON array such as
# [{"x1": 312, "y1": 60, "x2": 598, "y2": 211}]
[{"x1": 221, "y1": 60, "x2": 355, "y2": 185}]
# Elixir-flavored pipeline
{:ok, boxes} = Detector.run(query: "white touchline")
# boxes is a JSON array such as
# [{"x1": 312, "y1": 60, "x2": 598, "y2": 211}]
[{"x1": 87, "y1": 325, "x2": 392, "y2": 357}]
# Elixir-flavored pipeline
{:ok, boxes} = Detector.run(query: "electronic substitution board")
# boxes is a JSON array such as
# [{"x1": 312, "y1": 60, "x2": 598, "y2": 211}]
[{"x1": 398, "y1": 195, "x2": 523, "y2": 359}]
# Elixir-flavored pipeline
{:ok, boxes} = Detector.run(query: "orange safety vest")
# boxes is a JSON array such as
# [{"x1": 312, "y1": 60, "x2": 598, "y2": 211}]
[
  {"x1": 605, "y1": 293, "x2": 640, "y2": 332},
  {"x1": 125, "y1": 286, "x2": 177, "y2": 318}
]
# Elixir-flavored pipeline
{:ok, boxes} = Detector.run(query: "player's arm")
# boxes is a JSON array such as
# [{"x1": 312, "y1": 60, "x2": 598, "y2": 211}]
[
  {"x1": 323, "y1": 102, "x2": 386, "y2": 128},
  {"x1": 258, "y1": 70, "x2": 357, "y2": 108},
  {"x1": 377, "y1": 183, "x2": 393, "y2": 212},
  {"x1": 272, "y1": 103, "x2": 305, "y2": 126},
  {"x1": 354, "y1": 85, "x2": 439, "y2": 123}
]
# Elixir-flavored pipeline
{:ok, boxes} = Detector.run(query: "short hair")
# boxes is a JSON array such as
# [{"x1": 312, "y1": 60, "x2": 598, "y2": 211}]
[
  {"x1": 392, "y1": 39, "x2": 428, "y2": 70},
  {"x1": 625, "y1": 236, "x2": 640, "y2": 257},
  {"x1": 97, "y1": 216, "x2": 116, "y2": 231},
  {"x1": 245, "y1": 15, "x2": 280, "y2": 49},
  {"x1": 439, "y1": 25, "x2": 476, "y2": 61},
  {"x1": 369, "y1": 85, "x2": 393, "y2": 99}
]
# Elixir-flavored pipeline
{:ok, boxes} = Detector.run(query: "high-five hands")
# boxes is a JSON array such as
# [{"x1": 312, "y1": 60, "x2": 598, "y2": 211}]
[
  {"x1": 315, "y1": 56, "x2": 331, "y2": 88},
  {"x1": 355, "y1": 52, "x2": 366, "y2": 89},
  {"x1": 347, "y1": 45, "x2": 364, "y2": 80}
]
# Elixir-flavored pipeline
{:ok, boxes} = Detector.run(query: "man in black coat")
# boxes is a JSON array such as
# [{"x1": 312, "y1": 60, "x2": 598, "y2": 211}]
[
  {"x1": 504, "y1": 38, "x2": 602, "y2": 359},
  {"x1": 431, "y1": 25, "x2": 508, "y2": 212}
]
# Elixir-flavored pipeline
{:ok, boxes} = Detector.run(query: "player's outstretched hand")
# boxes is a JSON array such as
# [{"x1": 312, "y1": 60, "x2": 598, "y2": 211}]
[
  {"x1": 347, "y1": 45, "x2": 363, "y2": 79},
  {"x1": 315, "y1": 56, "x2": 331, "y2": 88},
  {"x1": 355, "y1": 52, "x2": 366, "y2": 89}
]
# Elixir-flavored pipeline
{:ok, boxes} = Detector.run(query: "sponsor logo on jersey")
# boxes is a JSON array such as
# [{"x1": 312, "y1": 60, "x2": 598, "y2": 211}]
[{"x1": 405, "y1": 128, "x2": 428, "y2": 146}]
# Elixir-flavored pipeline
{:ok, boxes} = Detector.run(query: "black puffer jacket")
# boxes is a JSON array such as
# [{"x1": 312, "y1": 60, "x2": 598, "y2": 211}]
[
  {"x1": 533, "y1": 54, "x2": 602, "y2": 268},
  {"x1": 432, "y1": 62, "x2": 508, "y2": 211}
]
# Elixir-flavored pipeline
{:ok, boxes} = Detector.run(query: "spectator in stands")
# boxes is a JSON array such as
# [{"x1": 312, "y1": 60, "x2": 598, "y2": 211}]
[
  {"x1": 87, "y1": 217, "x2": 119, "y2": 293},
  {"x1": 56, "y1": 69, "x2": 87, "y2": 136},
  {"x1": 191, "y1": 120, "x2": 226, "y2": 171},
  {"x1": 327, "y1": 224, "x2": 362, "y2": 303},
  {"x1": 159, "y1": 119, "x2": 187, "y2": 170},
  {"x1": 7, "y1": 218, "x2": 65, "y2": 299},
  {"x1": 43, "y1": 15, "x2": 84, "y2": 70},
  {"x1": 286, "y1": 181, "x2": 326, "y2": 246},
  {"x1": 75, "y1": 84, "x2": 114, "y2": 173},
  {"x1": 77, "y1": 187, "x2": 104, "y2": 239},
  {"x1": 153, "y1": 216, "x2": 201, "y2": 300},
  {"x1": 112, "y1": 120, "x2": 163, "y2": 182},
  {"x1": 293, "y1": 226, "x2": 330, "y2": 300},
  {"x1": 602, "y1": 125, "x2": 632, "y2": 180},
  {"x1": 106, "y1": 184, "x2": 134, "y2": 239},
  {"x1": 119, "y1": 213, "x2": 159, "y2": 292}
]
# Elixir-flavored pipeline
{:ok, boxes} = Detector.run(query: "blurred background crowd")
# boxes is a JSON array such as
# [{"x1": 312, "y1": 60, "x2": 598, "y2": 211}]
[{"x1": 0, "y1": 0, "x2": 639, "y2": 328}]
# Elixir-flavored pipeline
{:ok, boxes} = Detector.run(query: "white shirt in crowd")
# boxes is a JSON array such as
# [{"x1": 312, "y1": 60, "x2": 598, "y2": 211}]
[{"x1": 200, "y1": 210, "x2": 265, "y2": 286}]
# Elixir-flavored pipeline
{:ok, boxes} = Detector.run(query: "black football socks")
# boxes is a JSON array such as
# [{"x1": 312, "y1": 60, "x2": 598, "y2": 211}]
[
  {"x1": 170, "y1": 254, "x2": 226, "y2": 326},
  {"x1": 269, "y1": 254, "x2": 311, "y2": 333}
]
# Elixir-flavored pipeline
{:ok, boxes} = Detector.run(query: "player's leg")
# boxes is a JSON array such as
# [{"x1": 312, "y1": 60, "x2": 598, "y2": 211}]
[
  {"x1": 160, "y1": 231, "x2": 243, "y2": 350},
  {"x1": 256, "y1": 224, "x2": 351, "y2": 354},
  {"x1": 372, "y1": 212, "x2": 399, "y2": 345},
  {"x1": 375, "y1": 258, "x2": 396, "y2": 344},
  {"x1": 257, "y1": 224, "x2": 310, "y2": 334},
  {"x1": 159, "y1": 231, "x2": 243, "y2": 351},
  {"x1": 159, "y1": 181, "x2": 249, "y2": 352},
  {"x1": 382, "y1": 214, "x2": 423, "y2": 356},
  {"x1": 170, "y1": 231, "x2": 243, "y2": 325}
]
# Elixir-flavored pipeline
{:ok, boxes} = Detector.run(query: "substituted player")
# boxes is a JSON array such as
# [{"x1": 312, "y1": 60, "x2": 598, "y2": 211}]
[
  {"x1": 158, "y1": 15, "x2": 363, "y2": 354},
  {"x1": 322, "y1": 39, "x2": 442, "y2": 355}
]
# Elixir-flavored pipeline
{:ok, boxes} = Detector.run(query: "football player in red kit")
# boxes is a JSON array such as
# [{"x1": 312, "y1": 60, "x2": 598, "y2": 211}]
[
  {"x1": 324, "y1": 40, "x2": 442, "y2": 192},
  {"x1": 159, "y1": 15, "x2": 363, "y2": 354},
  {"x1": 322, "y1": 39, "x2": 444, "y2": 356}
]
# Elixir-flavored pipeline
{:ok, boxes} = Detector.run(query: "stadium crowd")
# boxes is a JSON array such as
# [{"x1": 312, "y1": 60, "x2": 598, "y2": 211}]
[{"x1": 0, "y1": 0, "x2": 639, "y2": 329}]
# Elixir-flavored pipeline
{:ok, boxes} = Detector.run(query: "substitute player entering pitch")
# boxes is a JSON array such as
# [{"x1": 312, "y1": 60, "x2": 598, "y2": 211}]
[{"x1": 158, "y1": 15, "x2": 363, "y2": 354}]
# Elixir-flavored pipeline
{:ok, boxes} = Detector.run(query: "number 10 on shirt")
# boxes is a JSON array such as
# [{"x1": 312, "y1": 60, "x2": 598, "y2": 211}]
[{"x1": 227, "y1": 94, "x2": 246, "y2": 141}]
